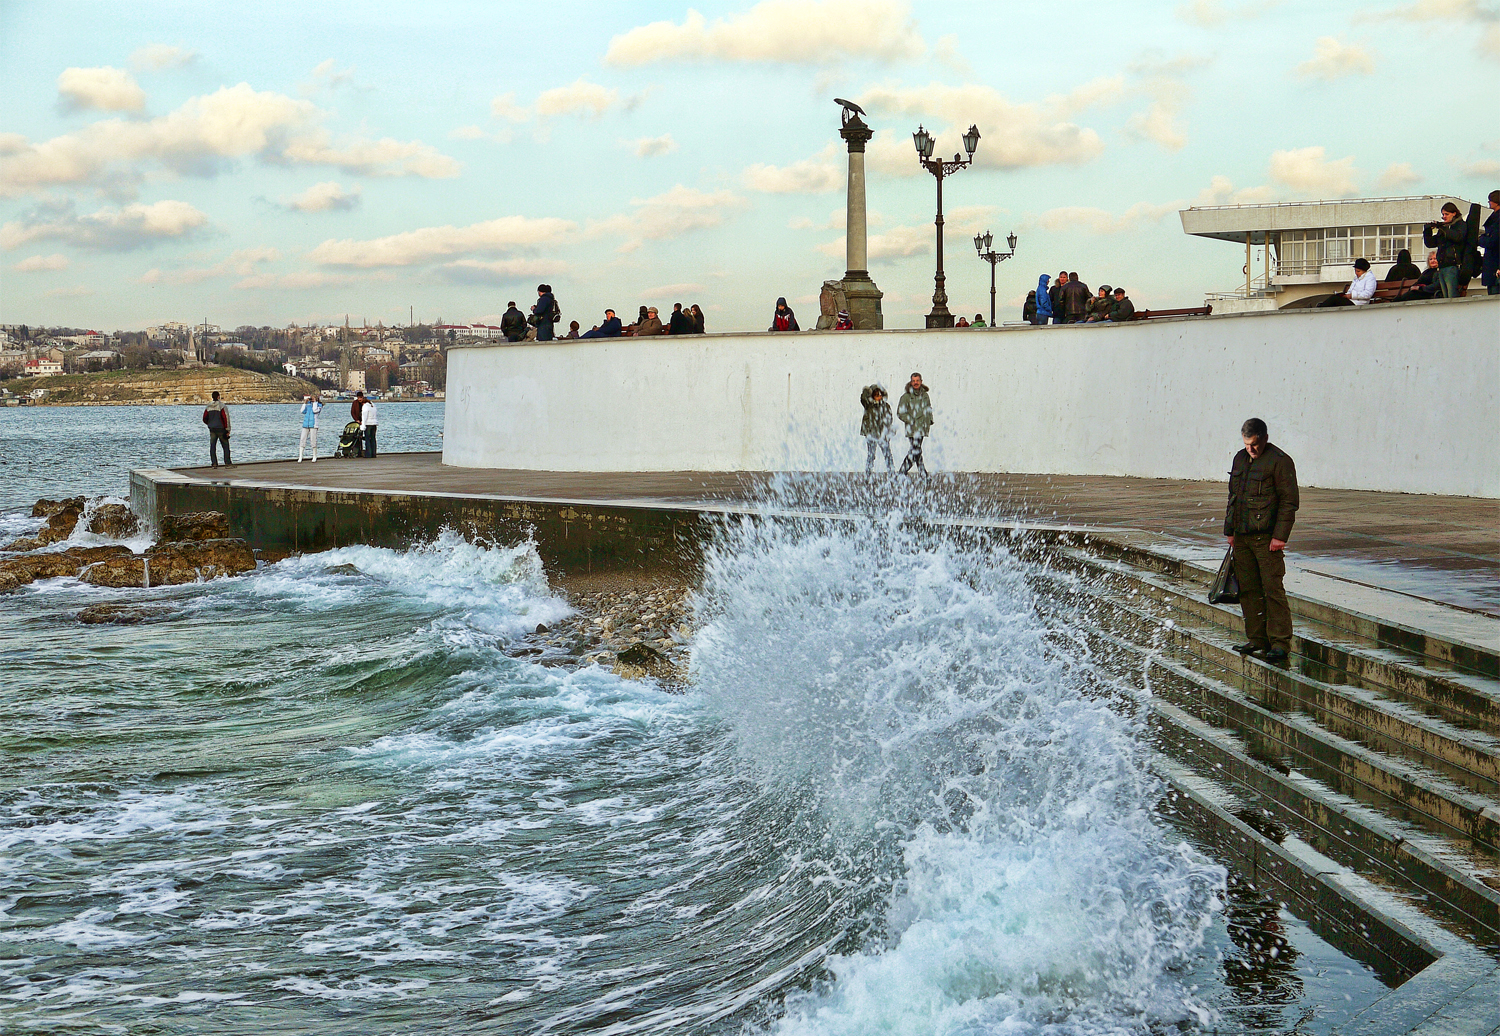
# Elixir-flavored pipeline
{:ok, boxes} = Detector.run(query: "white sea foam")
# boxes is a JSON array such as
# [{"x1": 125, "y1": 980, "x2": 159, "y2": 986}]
[{"x1": 691, "y1": 503, "x2": 1225, "y2": 1033}]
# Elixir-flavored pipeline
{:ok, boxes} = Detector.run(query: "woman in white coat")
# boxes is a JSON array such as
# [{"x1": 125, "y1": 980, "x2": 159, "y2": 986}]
[{"x1": 298, "y1": 395, "x2": 322, "y2": 461}]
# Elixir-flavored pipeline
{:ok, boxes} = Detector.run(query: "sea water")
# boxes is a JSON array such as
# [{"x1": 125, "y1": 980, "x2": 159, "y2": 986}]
[{"x1": 0, "y1": 419, "x2": 1391, "y2": 1033}]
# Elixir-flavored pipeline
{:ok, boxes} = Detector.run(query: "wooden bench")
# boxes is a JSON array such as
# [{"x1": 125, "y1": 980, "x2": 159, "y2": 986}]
[
  {"x1": 1129, "y1": 305, "x2": 1213, "y2": 320},
  {"x1": 1370, "y1": 278, "x2": 1421, "y2": 303}
]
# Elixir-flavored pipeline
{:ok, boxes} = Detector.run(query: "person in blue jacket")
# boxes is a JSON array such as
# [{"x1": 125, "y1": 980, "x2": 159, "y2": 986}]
[
  {"x1": 298, "y1": 394, "x2": 322, "y2": 462},
  {"x1": 1034, "y1": 274, "x2": 1053, "y2": 325},
  {"x1": 581, "y1": 310, "x2": 623, "y2": 338}
]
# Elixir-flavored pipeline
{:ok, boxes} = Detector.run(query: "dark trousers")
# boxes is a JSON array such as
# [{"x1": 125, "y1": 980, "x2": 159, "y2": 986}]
[
  {"x1": 362, "y1": 425, "x2": 377, "y2": 458},
  {"x1": 1316, "y1": 294, "x2": 1354, "y2": 307},
  {"x1": 1233, "y1": 534, "x2": 1292, "y2": 651},
  {"x1": 535, "y1": 321, "x2": 554, "y2": 341},
  {"x1": 209, "y1": 430, "x2": 231, "y2": 466},
  {"x1": 1437, "y1": 266, "x2": 1460, "y2": 298},
  {"x1": 898, "y1": 434, "x2": 926, "y2": 475}
]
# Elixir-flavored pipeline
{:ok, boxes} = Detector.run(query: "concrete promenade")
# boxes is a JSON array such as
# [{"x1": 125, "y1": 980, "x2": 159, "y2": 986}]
[{"x1": 157, "y1": 451, "x2": 1498, "y2": 646}]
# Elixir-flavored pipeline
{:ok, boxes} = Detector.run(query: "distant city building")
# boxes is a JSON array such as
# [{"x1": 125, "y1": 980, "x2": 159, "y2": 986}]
[
  {"x1": 24, "y1": 357, "x2": 63, "y2": 376},
  {"x1": 1179, "y1": 194, "x2": 1474, "y2": 310}
]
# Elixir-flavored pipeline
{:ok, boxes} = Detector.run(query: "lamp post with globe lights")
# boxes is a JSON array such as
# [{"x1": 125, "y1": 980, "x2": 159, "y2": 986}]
[
  {"x1": 973, "y1": 230, "x2": 1017, "y2": 327},
  {"x1": 914, "y1": 123, "x2": 980, "y2": 329}
]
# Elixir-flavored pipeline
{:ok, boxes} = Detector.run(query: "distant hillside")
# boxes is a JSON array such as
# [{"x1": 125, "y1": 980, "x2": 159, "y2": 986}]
[{"x1": 15, "y1": 366, "x2": 321, "y2": 406}]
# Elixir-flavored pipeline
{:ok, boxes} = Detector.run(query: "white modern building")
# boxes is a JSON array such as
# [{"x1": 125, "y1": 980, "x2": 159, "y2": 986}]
[{"x1": 1179, "y1": 195, "x2": 1476, "y2": 311}]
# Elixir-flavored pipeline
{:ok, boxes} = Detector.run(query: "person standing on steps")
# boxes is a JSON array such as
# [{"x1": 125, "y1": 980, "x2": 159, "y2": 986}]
[
  {"x1": 203, "y1": 391, "x2": 231, "y2": 468},
  {"x1": 896, "y1": 373, "x2": 932, "y2": 476},
  {"x1": 860, "y1": 384, "x2": 894, "y2": 473},
  {"x1": 1225, "y1": 417, "x2": 1299, "y2": 665},
  {"x1": 298, "y1": 394, "x2": 322, "y2": 462},
  {"x1": 360, "y1": 394, "x2": 378, "y2": 458}
]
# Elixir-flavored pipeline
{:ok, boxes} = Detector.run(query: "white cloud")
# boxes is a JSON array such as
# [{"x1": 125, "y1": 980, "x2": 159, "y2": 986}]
[
  {"x1": 1375, "y1": 161, "x2": 1423, "y2": 190},
  {"x1": 640, "y1": 282, "x2": 705, "y2": 298},
  {"x1": 1296, "y1": 37, "x2": 1376, "y2": 80},
  {"x1": 139, "y1": 246, "x2": 280, "y2": 285},
  {"x1": 1, "y1": 199, "x2": 209, "y2": 251},
  {"x1": 308, "y1": 215, "x2": 577, "y2": 268},
  {"x1": 1267, "y1": 146, "x2": 1361, "y2": 197},
  {"x1": 491, "y1": 93, "x2": 529, "y2": 122},
  {"x1": 816, "y1": 222, "x2": 934, "y2": 262},
  {"x1": 441, "y1": 258, "x2": 572, "y2": 285},
  {"x1": 1381, "y1": 0, "x2": 1500, "y2": 62},
  {"x1": 1458, "y1": 157, "x2": 1500, "y2": 177},
  {"x1": 535, "y1": 78, "x2": 618, "y2": 119},
  {"x1": 283, "y1": 181, "x2": 361, "y2": 212},
  {"x1": 857, "y1": 83, "x2": 1105, "y2": 172},
  {"x1": 57, "y1": 67, "x2": 146, "y2": 113},
  {"x1": 744, "y1": 146, "x2": 842, "y2": 193},
  {"x1": 588, "y1": 185, "x2": 748, "y2": 253},
  {"x1": 932, "y1": 34, "x2": 972, "y2": 76},
  {"x1": 1191, "y1": 174, "x2": 1276, "y2": 205},
  {"x1": 301, "y1": 58, "x2": 356, "y2": 96},
  {"x1": 130, "y1": 44, "x2": 197, "y2": 71},
  {"x1": 0, "y1": 84, "x2": 458, "y2": 198},
  {"x1": 632, "y1": 134, "x2": 677, "y2": 158},
  {"x1": 449, "y1": 125, "x2": 490, "y2": 141},
  {"x1": 11, "y1": 253, "x2": 69, "y2": 272},
  {"x1": 605, "y1": 0, "x2": 924, "y2": 66},
  {"x1": 1033, "y1": 201, "x2": 1182, "y2": 235},
  {"x1": 1176, "y1": 0, "x2": 1277, "y2": 27},
  {"x1": 789, "y1": 208, "x2": 850, "y2": 231}
]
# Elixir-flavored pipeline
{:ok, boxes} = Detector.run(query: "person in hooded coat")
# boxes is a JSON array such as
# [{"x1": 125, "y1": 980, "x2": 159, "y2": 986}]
[
  {"x1": 860, "y1": 384, "x2": 894, "y2": 473},
  {"x1": 896, "y1": 373, "x2": 932, "y2": 476},
  {"x1": 1022, "y1": 291, "x2": 1037, "y2": 324},
  {"x1": 1384, "y1": 248, "x2": 1421, "y2": 282},
  {"x1": 770, "y1": 297, "x2": 799, "y2": 332},
  {"x1": 1034, "y1": 275, "x2": 1054, "y2": 324},
  {"x1": 531, "y1": 284, "x2": 557, "y2": 341}
]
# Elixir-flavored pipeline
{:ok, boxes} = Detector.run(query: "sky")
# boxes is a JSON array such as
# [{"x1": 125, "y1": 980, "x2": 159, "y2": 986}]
[{"x1": 2, "y1": 0, "x2": 1497, "y2": 333}]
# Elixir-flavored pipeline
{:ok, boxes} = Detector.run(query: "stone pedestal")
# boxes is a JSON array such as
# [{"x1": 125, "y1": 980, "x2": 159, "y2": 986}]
[{"x1": 839, "y1": 112, "x2": 883, "y2": 330}]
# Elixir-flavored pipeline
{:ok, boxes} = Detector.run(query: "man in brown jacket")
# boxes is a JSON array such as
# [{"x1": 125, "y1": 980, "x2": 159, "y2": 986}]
[{"x1": 1225, "y1": 417, "x2": 1299, "y2": 664}]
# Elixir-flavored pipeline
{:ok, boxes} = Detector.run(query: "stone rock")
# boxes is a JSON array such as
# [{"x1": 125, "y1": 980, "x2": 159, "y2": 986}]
[
  {"x1": 31, "y1": 496, "x2": 86, "y2": 519},
  {"x1": 816, "y1": 280, "x2": 848, "y2": 330},
  {"x1": 1233, "y1": 806, "x2": 1289, "y2": 844},
  {"x1": 156, "y1": 511, "x2": 231, "y2": 544},
  {"x1": 86, "y1": 503, "x2": 140, "y2": 540},
  {"x1": 77, "y1": 603, "x2": 176, "y2": 625},
  {"x1": 324, "y1": 563, "x2": 361, "y2": 576},
  {"x1": 616, "y1": 642, "x2": 666, "y2": 667},
  {"x1": 79, "y1": 538, "x2": 255, "y2": 588},
  {"x1": 0, "y1": 545, "x2": 133, "y2": 592},
  {"x1": 4, "y1": 536, "x2": 45, "y2": 552}
]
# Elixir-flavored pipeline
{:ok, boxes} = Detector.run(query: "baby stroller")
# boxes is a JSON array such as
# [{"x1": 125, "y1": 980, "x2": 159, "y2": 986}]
[{"x1": 337, "y1": 421, "x2": 363, "y2": 458}]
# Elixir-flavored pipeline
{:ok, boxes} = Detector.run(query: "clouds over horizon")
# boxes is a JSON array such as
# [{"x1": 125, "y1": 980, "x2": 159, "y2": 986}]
[
  {"x1": 2, "y1": 82, "x2": 458, "y2": 200},
  {"x1": 1, "y1": 199, "x2": 210, "y2": 251},
  {"x1": 57, "y1": 67, "x2": 146, "y2": 113},
  {"x1": 604, "y1": 0, "x2": 924, "y2": 66}
]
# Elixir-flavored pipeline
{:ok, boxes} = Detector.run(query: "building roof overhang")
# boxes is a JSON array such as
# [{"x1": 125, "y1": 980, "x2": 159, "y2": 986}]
[{"x1": 1179, "y1": 195, "x2": 1472, "y2": 244}]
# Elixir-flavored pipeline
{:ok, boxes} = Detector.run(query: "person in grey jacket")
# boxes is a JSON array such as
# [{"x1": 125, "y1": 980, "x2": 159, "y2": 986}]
[
  {"x1": 1225, "y1": 417, "x2": 1299, "y2": 664},
  {"x1": 896, "y1": 373, "x2": 932, "y2": 476},
  {"x1": 860, "y1": 384, "x2": 894, "y2": 473}
]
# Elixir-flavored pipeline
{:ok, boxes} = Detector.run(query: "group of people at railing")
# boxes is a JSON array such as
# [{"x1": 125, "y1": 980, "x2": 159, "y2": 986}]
[
  {"x1": 1024, "y1": 272, "x2": 1136, "y2": 325},
  {"x1": 1320, "y1": 193, "x2": 1499, "y2": 307}
]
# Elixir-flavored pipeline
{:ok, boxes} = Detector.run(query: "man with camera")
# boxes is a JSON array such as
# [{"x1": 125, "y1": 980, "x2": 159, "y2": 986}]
[{"x1": 1422, "y1": 202, "x2": 1467, "y2": 299}]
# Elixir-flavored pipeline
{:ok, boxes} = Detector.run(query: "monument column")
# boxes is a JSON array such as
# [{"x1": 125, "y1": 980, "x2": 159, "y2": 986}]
[{"x1": 838, "y1": 106, "x2": 883, "y2": 330}]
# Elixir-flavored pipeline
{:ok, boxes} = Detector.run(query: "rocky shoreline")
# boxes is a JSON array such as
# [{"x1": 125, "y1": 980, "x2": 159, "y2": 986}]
[{"x1": 4, "y1": 496, "x2": 698, "y2": 686}]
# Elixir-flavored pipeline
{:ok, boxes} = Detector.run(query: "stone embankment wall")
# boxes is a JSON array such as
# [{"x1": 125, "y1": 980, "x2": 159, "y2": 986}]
[
  {"x1": 18, "y1": 367, "x2": 318, "y2": 405},
  {"x1": 444, "y1": 297, "x2": 1499, "y2": 498}
]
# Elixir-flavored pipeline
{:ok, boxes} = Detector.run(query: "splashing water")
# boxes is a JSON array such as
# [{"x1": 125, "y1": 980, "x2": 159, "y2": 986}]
[{"x1": 692, "y1": 498, "x2": 1226, "y2": 1033}]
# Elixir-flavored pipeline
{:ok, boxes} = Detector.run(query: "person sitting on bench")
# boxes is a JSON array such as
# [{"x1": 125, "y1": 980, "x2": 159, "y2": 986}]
[{"x1": 1317, "y1": 258, "x2": 1376, "y2": 306}]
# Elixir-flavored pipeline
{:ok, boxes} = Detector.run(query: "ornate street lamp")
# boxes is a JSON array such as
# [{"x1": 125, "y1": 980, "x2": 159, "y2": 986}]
[
  {"x1": 974, "y1": 229, "x2": 1017, "y2": 327},
  {"x1": 914, "y1": 123, "x2": 980, "y2": 328}
]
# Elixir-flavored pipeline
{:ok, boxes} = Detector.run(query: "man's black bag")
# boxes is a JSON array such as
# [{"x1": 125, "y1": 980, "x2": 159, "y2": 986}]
[{"x1": 1209, "y1": 546, "x2": 1240, "y2": 605}]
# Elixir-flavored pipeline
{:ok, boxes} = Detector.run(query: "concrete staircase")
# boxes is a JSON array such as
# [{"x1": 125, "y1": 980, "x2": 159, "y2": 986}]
[{"x1": 1027, "y1": 531, "x2": 1500, "y2": 1033}]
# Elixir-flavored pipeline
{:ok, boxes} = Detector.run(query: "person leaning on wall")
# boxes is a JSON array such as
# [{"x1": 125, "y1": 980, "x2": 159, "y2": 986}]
[{"x1": 1225, "y1": 417, "x2": 1299, "y2": 665}]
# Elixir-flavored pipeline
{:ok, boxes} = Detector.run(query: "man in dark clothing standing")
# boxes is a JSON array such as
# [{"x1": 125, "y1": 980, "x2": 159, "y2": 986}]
[
  {"x1": 1109, "y1": 287, "x2": 1135, "y2": 321},
  {"x1": 501, "y1": 301, "x2": 528, "y2": 342},
  {"x1": 1062, "y1": 272, "x2": 1090, "y2": 323},
  {"x1": 1225, "y1": 418, "x2": 1299, "y2": 665},
  {"x1": 1049, "y1": 272, "x2": 1068, "y2": 324},
  {"x1": 896, "y1": 373, "x2": 932, "y2": 476},
  {"x1": 202, "y1": 391, "x2": 231, "y2": 467},
  {"x1": 1422, "y1": 202, "x2": 1467, "y2": 298},
  {"x1": 531, "y1": 284, "x2": 557, "y2": 341},
  {"x1": 1481, "y1": 190, "x2": 1499, "y2": 295}
]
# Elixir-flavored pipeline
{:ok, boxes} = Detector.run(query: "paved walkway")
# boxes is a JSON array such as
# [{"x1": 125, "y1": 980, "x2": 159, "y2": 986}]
[{"x1": 173, "y1": 452, "x2": 1500, "y2": 630}]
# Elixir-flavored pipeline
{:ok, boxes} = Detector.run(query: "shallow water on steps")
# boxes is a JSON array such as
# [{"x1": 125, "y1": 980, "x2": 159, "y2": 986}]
[{"x1": 0, "y1": 494, "x2": 1391, "y2": 1033}]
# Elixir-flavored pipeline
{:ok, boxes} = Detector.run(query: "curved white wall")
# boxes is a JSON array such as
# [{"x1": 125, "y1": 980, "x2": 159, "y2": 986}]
[{"x1": 444, "y1": 297, "x2": 1500, "y2": 497}]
